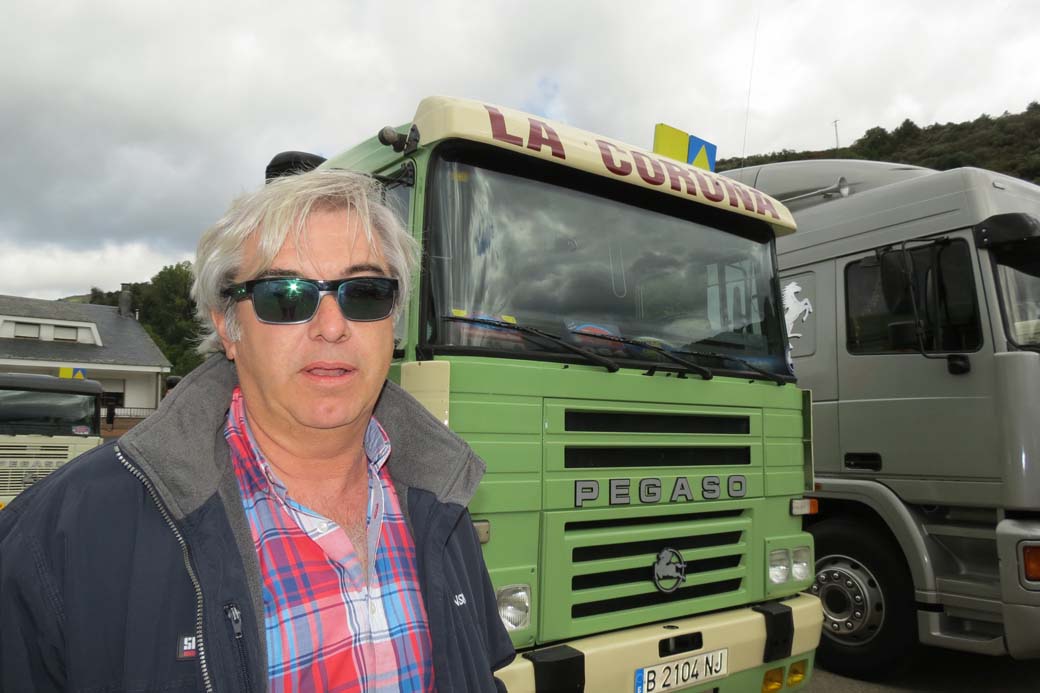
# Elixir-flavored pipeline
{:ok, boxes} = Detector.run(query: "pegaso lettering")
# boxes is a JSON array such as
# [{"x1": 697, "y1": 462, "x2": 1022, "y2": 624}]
[
  {"x1": 482, "y1": 104, "x2": 780, "y2": 222},
  {"x1": 574, "y1": 475, "x2": 747, "y2": 508}
]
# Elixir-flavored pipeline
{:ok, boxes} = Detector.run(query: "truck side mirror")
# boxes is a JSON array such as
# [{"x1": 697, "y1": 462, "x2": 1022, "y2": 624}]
[{"x1": 947, "y1": 354, "x2": 971, "y2": 375}]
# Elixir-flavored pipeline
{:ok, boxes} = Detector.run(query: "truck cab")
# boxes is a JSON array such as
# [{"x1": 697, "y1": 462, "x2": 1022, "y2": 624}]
[
  {"x1": 289, "y1": 97, "x2": 823, "y2": 692},
  {"x1": 725, "y1": 159, "x2": 1040, "y2": 677},
  {"x1": 0, "y1": 372, "x2": 104, "y2": 508}
]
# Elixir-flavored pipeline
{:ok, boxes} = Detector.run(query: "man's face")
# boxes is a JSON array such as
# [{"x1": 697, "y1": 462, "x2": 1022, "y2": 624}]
[{"x1": 213, "y1": 207, "x2": 396, "y2": 440}]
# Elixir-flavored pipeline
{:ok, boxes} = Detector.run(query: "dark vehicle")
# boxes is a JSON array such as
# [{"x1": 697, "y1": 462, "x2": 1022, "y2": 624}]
[{"x1": 0, "y1": 372, "x2": 104, "y2": 507}]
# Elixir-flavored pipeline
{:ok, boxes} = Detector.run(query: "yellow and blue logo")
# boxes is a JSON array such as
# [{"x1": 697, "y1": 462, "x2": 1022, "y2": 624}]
[{"x1": 652, "y1": 124, "x2": 717, "y2": 172}]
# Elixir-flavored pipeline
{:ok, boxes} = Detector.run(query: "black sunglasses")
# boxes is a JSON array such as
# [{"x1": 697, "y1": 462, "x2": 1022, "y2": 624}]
[{"x1": 221, "y1": 276, "x2": 399, "y2": 324}]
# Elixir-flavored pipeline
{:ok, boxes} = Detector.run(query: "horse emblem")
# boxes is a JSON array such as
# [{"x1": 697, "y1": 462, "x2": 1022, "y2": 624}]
[
  {"x1": 783, "y1": 281, "x2": 813, "y2": 342},
  {"x1": 652, "y1": 548, "x2": 687, "y2": 594}
]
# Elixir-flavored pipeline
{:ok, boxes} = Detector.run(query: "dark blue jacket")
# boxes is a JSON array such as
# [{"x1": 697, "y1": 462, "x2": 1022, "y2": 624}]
[{"x1": 0, "y1": 357, "x2": 514, "y2": 692}]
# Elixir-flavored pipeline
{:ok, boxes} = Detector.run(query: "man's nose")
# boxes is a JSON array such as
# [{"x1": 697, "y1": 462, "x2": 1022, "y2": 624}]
[{"x1": 308, "y1": 294, "x2": 351, "y2": 342}]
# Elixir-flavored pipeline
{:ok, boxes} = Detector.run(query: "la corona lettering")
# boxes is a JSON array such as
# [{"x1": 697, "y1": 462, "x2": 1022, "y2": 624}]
[
  {"x1": 483, "y1": 104, "x2": 780, "y2": 222},
  {"x1": 485, "y1": 105, "x2": 566, "y2": 159},
  {"x1": 596, "y1": 142, "x2": 780, "y2": 220},
  {"x1": 574, "y1": 475, "x2": 748, "y2": 507}
]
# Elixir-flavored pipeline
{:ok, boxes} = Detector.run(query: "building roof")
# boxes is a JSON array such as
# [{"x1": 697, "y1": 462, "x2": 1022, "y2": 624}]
[{"x1": 0, "y1": 294, "x2": 172, "y2": 369}]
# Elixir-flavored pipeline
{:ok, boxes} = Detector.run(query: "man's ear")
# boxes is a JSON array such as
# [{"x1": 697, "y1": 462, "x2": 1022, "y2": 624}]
[{"x1": 212, "y1": 307, "x2": 237, "y2": 360}]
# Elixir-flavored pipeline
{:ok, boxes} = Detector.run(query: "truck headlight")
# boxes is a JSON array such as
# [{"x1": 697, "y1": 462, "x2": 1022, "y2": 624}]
[
  {"x1": 792, "y1": 547, "x2": 811, "y2": 581},
  {"x1": 768, "y1": 549, "x2": 791, "y2": 584},
  {"x1": 496, "y1": 584, "x2": 530, "y2": 630}
]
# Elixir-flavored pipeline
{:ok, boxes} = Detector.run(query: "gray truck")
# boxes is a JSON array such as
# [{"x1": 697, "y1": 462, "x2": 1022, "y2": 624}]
[{"x1": 723, "y1": 160, "x2": 1040, "y2": 678}]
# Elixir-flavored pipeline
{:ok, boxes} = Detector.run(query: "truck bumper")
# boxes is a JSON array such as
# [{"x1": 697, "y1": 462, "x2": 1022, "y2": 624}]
[
  {"x1": 1004, "y1": 603, "x2": 1040, "y2": 659},
  {"x1": 998, "y1": 519, "x2": 1040, "y2": 659},
  {"x1": 496, "y1": 593, "x2": 822, "y2": 693}
]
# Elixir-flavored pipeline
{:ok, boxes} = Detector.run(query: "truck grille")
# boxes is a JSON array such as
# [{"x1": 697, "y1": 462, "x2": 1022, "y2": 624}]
[
  {"x1": 565, "y1": 411, "x2": 750, "y2": 434},
  {"x1": 542, "y1": 504, "x2": 751, "y2": 640},
  {"x1": 538, "y1": 399, "x2": 759, "y2": 641},
  {"x1": 0, "y1": 468, "x2": 52, "y2": 494},
  {"x1": 0, "y1": 445, "x2": 73, "y2": 495},
  {"x1": 565, "y1": 446, "x2": 751, "y2": 468},
  {"x1": 0, "y1": 444, "x2": 71, "y2": 460}
]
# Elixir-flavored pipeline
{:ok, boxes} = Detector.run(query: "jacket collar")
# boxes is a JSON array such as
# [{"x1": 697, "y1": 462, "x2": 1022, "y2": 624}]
[{"x1": 118, "y1": 355, "x2": 486, "y2": 520}]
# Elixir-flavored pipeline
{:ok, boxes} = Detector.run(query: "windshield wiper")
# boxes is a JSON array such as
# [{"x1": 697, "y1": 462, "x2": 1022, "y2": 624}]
[
  {"x1": 443, "y1": 316, "x2": 619, "y2": 373},
  {"x1": 675, "y1": 347, "x2": 787, "y2": 386},
  {"x1": 569, "y1": 330, "x2": 712, "y2": 380}
]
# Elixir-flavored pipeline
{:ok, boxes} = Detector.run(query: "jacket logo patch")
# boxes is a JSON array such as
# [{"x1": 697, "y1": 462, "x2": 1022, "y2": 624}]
[
  {"x1": 453, "y1": 593, "x2": 467, "y2": 607},
  {"x1": 176, "y1": 635, "x2": 198, "y2": 660}
]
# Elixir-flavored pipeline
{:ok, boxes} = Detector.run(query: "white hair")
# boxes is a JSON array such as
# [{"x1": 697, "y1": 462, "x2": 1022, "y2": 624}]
[{"x1": 192, "y1": 169, "x2": 419, "y2": 354}]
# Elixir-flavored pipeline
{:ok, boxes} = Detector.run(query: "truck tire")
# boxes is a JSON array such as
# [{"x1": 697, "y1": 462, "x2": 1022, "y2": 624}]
[{"x1": 809, "y1": 518, "x2": 917, "y2": 679}]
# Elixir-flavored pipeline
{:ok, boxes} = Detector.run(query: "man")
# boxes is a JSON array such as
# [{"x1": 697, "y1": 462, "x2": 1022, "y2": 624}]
[{"x1": 0, "y1": 170, "x2": 514, "y2": 691}]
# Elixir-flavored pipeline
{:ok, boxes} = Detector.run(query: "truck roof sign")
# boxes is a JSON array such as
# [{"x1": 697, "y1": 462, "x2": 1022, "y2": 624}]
[{"x1": 409, "y1": 97, "x2": 796, "y2": 236}]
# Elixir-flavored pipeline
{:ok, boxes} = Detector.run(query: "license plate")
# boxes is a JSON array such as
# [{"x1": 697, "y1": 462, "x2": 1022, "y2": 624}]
[{"x1": 634, "y1": 648, "x2": 728, "y2": 693}]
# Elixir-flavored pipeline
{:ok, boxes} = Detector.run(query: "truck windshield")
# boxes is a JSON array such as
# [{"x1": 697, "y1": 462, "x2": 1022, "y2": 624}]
[
  {"x1": 0, "y1": 389, "x2": 99, "y2": 436},
  {"x1": 426, "y1": 150, "x2": 788, "y2": 376},
  {"x1": 992, "y1": 238, "x2": 1040, "y2": 348}
]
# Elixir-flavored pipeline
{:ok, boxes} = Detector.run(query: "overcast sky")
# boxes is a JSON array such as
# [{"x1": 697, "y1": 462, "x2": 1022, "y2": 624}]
[{"x1": 3, "y1": 0, "x2": 1038, "y2": 299}]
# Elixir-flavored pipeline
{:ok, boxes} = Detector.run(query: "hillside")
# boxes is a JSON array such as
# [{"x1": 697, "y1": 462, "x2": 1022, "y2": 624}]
[{"x1": 717, "y1": 102, "x2": 1040, "y2": 184}]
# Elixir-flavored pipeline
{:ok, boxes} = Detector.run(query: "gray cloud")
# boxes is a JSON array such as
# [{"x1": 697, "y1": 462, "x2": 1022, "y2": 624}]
[{"x1": 3, "y1": 0, "x2": 1038, "y2": 297}]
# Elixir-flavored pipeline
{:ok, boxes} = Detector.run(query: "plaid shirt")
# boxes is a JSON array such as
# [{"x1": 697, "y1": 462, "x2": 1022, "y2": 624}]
[{"x1": 226, "y1": 388, "x2": 433, "y2": 692}]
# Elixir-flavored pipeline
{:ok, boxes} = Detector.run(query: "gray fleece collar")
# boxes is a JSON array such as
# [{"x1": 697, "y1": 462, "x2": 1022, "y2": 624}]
[{"x1": 119, "y1": 355, "x2": 486, "y2": 519}]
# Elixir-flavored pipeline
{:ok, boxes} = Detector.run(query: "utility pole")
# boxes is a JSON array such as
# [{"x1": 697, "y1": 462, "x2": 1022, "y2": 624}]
[{"x1": 832, "y1": 119, "x2": 840, "y2": 151}]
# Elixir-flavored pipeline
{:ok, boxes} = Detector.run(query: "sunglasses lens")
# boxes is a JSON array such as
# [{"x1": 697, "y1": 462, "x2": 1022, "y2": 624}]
[
  {"x1": 338, "y1": 277, "x2": 397, "y2": 321},
  {"x1": 251, "y1": 279, "x2": 320, "y2": 323}
]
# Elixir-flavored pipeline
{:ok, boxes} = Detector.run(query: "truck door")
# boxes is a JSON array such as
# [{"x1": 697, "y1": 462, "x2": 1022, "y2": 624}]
[
  {"x1": 835, "y1": 232, "x2": 1000, "y2": 499},
  {"x1": 780, "y1": 262, "x2": 841, "y2": 475}
]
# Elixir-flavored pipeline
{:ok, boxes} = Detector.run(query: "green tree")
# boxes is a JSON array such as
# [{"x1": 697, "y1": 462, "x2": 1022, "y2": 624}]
[
  {"x1": 853, "y1": 126, "x2": 893, "y2": 160},
  {"x1": 716, "y1": 102, "x2": 1040, "y2": 185},
  {"x1": 139, "y1": 262, "x2": 204, "y2": 376},
  {"x1": 89, "y1": 262, "x2": 204, "y2": 376},
  {"x1": 891, "y1": 118, "x2": 921, "y2": 146}
]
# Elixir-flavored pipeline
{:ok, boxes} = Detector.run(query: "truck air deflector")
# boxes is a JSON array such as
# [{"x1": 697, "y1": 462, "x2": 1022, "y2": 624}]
[{"x1": 973, "y1": 212, "x2": 1040, "y2": 248}]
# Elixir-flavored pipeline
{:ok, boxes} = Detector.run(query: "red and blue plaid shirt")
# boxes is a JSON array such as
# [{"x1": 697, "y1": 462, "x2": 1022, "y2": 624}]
[{"x1": 226, "y1": 388, "x2": 433, "y2": 692}]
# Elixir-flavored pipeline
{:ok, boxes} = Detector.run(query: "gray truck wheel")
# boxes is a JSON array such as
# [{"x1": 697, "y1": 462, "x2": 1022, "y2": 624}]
[{"x1": 809, "y1": 518, "x2": 917, "y2": 679}]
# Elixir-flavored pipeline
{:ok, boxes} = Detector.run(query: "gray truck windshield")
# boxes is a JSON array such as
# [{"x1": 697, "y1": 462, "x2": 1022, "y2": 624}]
[
  {"x1": 992, "y1": 239, "x2": 1040, "y2": 347},
  {"x1": 0, "y1": 389, "x2": 98, "y2": 436},
  {"x1": 427, "y1": 155, "x2": 787, "y2": 375}
]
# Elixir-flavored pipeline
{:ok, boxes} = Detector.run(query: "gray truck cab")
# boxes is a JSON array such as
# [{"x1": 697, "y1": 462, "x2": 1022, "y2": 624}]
[{"x1": 724, "y1": 160, "x2": 1040, "y2": 678}]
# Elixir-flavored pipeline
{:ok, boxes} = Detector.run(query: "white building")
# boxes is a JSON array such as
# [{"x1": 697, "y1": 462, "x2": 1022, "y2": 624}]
[{"x1": 0, "y1": 294, "x2": 172, "y2": 411}]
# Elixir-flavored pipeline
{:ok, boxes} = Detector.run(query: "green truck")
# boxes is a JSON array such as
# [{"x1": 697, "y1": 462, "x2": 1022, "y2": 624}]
[
  {"x1": 0, "y1": 372, "x2": 104, "y2": 509},
  {"x1": 296, "y1": 97, "x2": 821, "y2": 692}
]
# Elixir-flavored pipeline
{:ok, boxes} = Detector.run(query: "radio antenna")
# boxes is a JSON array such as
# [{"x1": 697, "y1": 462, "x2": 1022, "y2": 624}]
[{"x1": 739, "y1": 13, "x2": 761, "y2": 172}]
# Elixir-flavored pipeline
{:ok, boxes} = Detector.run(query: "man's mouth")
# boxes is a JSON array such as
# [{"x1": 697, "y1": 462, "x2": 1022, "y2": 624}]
[{"x1": 303, "y1": 363, "x2": 355, "y2": 378}]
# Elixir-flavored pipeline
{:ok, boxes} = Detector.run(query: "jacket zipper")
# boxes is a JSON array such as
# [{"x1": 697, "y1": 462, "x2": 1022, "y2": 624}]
[
  {"x1": 115, "y1": 446, "x2": 215, "y2": 693},
  {"x1": 224, "y1": 603, "x2": 252, "y2": 693}
]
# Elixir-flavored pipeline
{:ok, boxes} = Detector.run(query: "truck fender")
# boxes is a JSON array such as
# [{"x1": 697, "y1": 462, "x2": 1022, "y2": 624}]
[{"x1": 810, "y1": 478, "x2": 937, "y2": 595}]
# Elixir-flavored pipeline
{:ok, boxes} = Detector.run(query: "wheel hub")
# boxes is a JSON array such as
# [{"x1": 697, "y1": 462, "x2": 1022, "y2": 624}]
[{"x1": 810, "y1": 553, "x2": 885, "y2": 646}]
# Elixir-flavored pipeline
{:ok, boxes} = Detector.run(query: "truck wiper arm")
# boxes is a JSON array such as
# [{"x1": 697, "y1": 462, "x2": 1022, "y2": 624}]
[
  {"x1": 443, "y1": 316, "x2": 620, "y2": 373},
  {"x1": 569, "y1": 330, "x2": 712, "y2": 380},
  {"x1": 675, "y1": 347, "x2": 786, "y2": 386}
]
